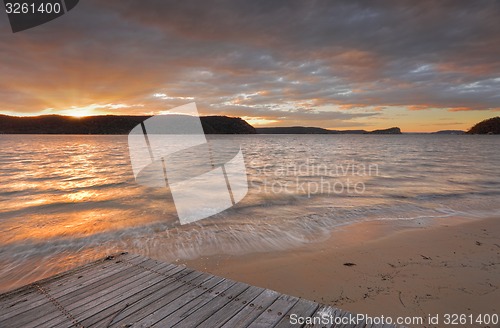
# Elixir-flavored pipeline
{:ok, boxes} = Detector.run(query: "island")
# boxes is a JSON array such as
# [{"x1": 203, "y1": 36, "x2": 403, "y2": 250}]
[{"x1": 467, "y1": 117, "x2": 500, "y2": 134}]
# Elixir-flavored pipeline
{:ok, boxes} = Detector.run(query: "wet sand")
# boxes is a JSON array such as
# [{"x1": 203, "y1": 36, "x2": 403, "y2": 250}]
[{"x1": 180, "y1": 217, "x2": 499, "y2": 325}]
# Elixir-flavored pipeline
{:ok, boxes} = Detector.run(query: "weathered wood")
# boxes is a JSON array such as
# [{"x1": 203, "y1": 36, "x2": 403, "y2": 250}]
[
  {"x1": 86, "y1": 267, "x2": 197, "y2": 327},
  {"x1": 40, "y1": 262, "x2": 176, "y2": 328},
  {"x1": 80, "y1": 265, "x2": 188, "y2": 327},
  {"x1": 48, "y1": 254, "x2": 151, "y2": 297},
  {"x1": 274, "y1": 298, "x2": 320, "y2": 328},
  {"x1": 0, "y1": 253, "x2": 140, "y2": 316},
  {"x1": 3, "y1": 262, "x2": 151, "y2": 327},
  {"x1": 26, "y1": 261, "x2": 174, "y2": 328},
  {"x1": 105, "y1": 269, "x2": 206, "y2": 327},
  {"x1": 0, "y1": 253, "x2": 404, "y2": 328},
  {"x1": 165, "y1": 281, "x2": 250, "y2": 327},
  {"x1": 196, "y1": 285, "x2": 265, "y2": 327},
  {"x1": 0, "y1": 254, "x2": 147, "y2": 325},
  {"x1": 135, "y1": 276, "x2": 237, "y2": 327},
  {"x1": 46, "y1": 260, "x2": 175, "y2": 318},
  {"x1": 219, "y1": 289, "x2": 282, "y2": 328},
  {"x1": 246, "y1": 293, "x2": 300, "y2": 328},
  {"x1": 0, "y1": 258, "x2": 149, "y2": 326},
  {"x1": 333, "y1": 308, "x2": 364, "y2": 328},
  {"x1": 304, "y1": 304, "x2": 343, "y2": 328},
  {"x1": 0, "y1": 252, "x2": 134, "y2": 301}
]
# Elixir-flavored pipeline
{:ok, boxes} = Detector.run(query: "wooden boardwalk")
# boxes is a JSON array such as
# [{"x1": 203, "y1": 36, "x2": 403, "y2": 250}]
[{"x1": 0, "y1": 253, "x2": 402, "y2": 327}]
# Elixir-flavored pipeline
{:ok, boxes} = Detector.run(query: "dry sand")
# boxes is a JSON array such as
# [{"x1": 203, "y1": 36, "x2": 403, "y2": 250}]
[{"x1": 181, "y1": 217, "x2": 499, "y2": 326}]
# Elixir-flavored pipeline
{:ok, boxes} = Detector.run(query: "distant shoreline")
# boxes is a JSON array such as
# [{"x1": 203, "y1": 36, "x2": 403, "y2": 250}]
[
  {"x1": 0, "y1": 114, "x2": 256, "y2": 135},
  {"x1": 2, "y1": 114, "x2": 499, "y2": 134},
  {"x1": 0, "y1": 114, "x2": 404, "y2": 135}
]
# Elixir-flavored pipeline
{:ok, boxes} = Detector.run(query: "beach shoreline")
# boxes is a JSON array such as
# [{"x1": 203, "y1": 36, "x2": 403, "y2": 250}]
[{"x1": 179, "y1": 216, "x2": 500, "y2": 326}]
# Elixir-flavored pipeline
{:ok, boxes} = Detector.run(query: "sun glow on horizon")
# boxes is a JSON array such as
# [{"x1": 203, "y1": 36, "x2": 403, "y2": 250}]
[
  {"x1": 241, "y1": 116, "x2": 279, "y2": 126},
  {"x1": 38, "y1": 103, "x2": 144, "y2": 118},
  {"x1": 67, "y1": 108, "x2": 94, "y2": 118}
]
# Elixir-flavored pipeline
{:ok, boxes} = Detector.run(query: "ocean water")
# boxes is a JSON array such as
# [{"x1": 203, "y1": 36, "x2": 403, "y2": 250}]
[{"x1": 0, "y1": 134, "x2": 499, "y2": 292}]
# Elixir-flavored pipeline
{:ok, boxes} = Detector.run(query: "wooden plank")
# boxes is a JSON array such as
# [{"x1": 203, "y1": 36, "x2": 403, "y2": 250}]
[
  {"x1": 219, "y1": 289, "x2": 281, "y2": 328},
  {"x1": 1, "y1": 263, "x2": 148, "y2": 328},
  {"x1": 0, "y1": 253, "x2": 143, "y2": 320},
  {"x1": 42, "y1": 266, "x2": 178, "y2": 327},
  {"x1": 333, "y1": 308, "x2": 361, "y2": 328},
  {"x1": 47, "y1": 253, "x2": 143, "y2": 295},
  {"x1": 0, "y1": 253, "x2": 140, "y2": 316},
  {"x1": 54, "y1": 256, "x2": 172, "y2": 300},
  {"x1": 304, "y1": 305, "x2": 368, "y2": 328},
  {"x1": 304, "y1": 305, "x2": 343, "y2": 328},
  {"x1": 74, "y1": 263, "x2": 187, "y2": 326},
  {"x1": 0, "y1": 253, "x2": 139, "y2": 327},
  {"x1": 195, "y1": 285, "x2": 265, "y2": 328},
  {"x1": 51, "y1": 258, "x2": 148, "y2": 300},
  {"x1": 274, "y1": 298, "x2": 320, "y2": 328},
  {"x1": 246, "y1": 294, "x2": 300, "y2": 328},
  {"x1": 0, "y1": 258, "x2": 148, "y2": 326},
  {"x1": 121, "y1": 275, "x2": 227, "y2": 326},
  {"x1": 44, "y1": 254, "x2": 145, "y2": 299},
  {"x1": 140, "y1": 278, "x2": 238, "y2": 327},
  {"x1": 38, "y1": 262, "x2": 174, "y2": 328},
  {"x1": 107, "y1": 269, "x2": 210, "y2": 327},
  {"x1": 0, "y1": 252, "x2": 133, "y2": 302},
  {"x1": 0, "y1": 257, "x2": 116, "y2": 314},
  {"x1": 82, "y1": 266, "x2": 195, "y2": 327},
  {"x1": 24, "y1": 262, "x2": 182, "y2": 328},
  {"x1": 170, "y1": 281, "x2": 251, "y2": 327}
]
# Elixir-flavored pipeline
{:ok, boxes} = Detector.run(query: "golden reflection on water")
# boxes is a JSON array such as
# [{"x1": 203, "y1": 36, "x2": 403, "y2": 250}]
[
  {"x1": 3, "y1": 206, "x2": 164, "y2": 245},
  {"x1": 64, "y1": 190, "x2": 99, "y2": 202},
  {"x1": 0, "y1": 135, "x2": 171, "y2": 249}
]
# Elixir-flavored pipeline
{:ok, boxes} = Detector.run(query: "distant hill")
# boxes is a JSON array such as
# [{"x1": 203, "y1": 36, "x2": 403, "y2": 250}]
[
  {"x1": 338, "y1": 130, "x2": 367, "y2": 134},
  {"x1": 0, "y1": 114, "x2": 256, "y2": 134},
  {"x1": 431, "y1": 130, "x2": 465, "y2": 135},
  {"x1": 364, "y1": 127, "x2": 402, "y2": 134},
  {"x1": 256, "y1": 126, "x2": 333, "y2": 134},
  {"x1": 467, "y1": 117, "x2": 500, "y2": 134},
  {"x1": 256, "y1": 126, "x2": 401, "y2": 134},
  {"x1": 201, "y1": 116, "x2": 256, "y2": 134}
]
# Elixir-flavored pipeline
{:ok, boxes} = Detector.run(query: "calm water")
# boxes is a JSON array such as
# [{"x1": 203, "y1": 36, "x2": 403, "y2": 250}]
[{"x1": 0, "y1": 134, "x2": 499, "y2": 292}]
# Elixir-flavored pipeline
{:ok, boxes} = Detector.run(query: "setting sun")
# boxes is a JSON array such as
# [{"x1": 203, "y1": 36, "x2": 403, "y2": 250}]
[{"x1": 68, "y1": 111, "x2": 91, "y2": 118}]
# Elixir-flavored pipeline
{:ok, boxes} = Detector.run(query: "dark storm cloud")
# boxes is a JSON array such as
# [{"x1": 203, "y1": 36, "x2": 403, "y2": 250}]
[{"x1": 0, "y1": 0, "x2": 499, "y2": 122}]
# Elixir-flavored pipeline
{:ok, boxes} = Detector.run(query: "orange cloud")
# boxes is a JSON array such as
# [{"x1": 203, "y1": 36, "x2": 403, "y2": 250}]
[
  {"x1": 407, "y1": 105, "x2": 432, "y2": 111},
  {"x1": 338, "y1": 104, "x2": 364, "y2": 110},
  {"x1": 436, "y1": 62, "x2": 497, "y2": 77},
  {"x1": 447, "y1": 107, "x2": 472, "y2": 112}
]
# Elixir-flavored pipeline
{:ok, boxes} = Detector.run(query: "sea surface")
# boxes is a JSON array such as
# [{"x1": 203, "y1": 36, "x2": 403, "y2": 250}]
[{"x1": 0, "y1": 134, "x2": 499, "y2": 292}]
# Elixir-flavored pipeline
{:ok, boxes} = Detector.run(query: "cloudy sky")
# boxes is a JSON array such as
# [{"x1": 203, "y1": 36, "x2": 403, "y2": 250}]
[{"x1": 1, "y1": 0, "x2": 499, "y2": 132}]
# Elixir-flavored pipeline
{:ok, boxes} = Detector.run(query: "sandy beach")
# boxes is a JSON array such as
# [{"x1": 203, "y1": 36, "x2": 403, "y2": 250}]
[{"x1": 180, "y1": 217, "x2": 500, "y2": 326}]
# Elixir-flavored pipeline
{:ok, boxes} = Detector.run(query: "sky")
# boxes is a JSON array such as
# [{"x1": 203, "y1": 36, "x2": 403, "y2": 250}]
[{"x1": 1, "y1": 0, "x2": 499, "y2": 132}]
